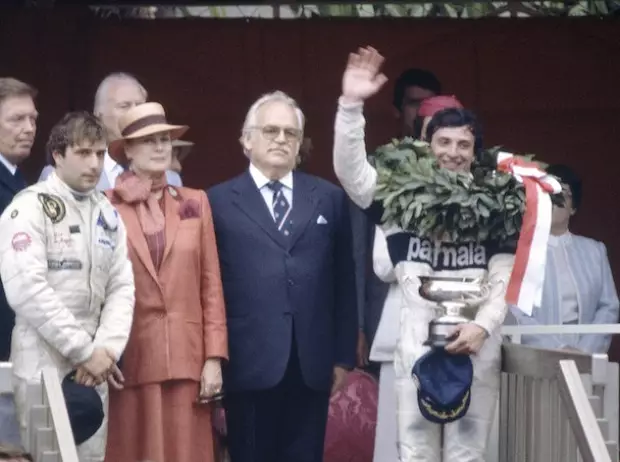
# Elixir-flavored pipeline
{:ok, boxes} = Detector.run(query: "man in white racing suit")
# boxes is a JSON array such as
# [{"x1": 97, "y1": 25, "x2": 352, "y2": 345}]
[
  {"x1": 0, "y1": 112, "x2": 135, "y2": 462},
  {"x1": 333, "y1": 47, "x2": 515, "y2": 461}
]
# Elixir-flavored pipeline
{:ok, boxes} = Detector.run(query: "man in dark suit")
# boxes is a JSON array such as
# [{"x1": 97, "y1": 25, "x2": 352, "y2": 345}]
[
  {"x1": 0, "y1": 78, "x2": 38, "y2": 362},
  {"x1": 0, "y1": 77, "x2": 38, "y2": 447},
  {"x1": 208, "y1": 90, "x2": 357, "y2": 462}
]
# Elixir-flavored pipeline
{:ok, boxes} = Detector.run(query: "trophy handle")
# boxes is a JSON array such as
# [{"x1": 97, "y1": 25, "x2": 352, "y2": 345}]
[{"x1": 463, "y1": 278, "x2": 506, "y2": 307}]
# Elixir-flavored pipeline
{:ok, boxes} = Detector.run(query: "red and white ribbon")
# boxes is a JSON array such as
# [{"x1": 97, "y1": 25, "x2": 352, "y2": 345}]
[{"x1": 496, "y1": 152, "x2": 562, "y2": 316}]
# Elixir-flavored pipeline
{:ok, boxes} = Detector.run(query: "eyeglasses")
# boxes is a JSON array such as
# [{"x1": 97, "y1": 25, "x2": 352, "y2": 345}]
[{"x1": 251, "y1": 125, "x2": 302, "y2": 143}]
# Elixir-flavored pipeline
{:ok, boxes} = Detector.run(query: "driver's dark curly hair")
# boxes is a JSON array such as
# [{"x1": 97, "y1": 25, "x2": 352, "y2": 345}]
[{"x1": 46, "y1": 111, "x2": 107, "y2": 166}]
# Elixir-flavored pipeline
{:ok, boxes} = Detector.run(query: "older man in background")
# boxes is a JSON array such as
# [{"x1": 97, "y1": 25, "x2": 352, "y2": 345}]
[
  {"x1": 0, "y1": 77, "x2": 38, "y2": 447},
  {"x1": 38, "y1": 72, "x2": 182, "y2": 188}
]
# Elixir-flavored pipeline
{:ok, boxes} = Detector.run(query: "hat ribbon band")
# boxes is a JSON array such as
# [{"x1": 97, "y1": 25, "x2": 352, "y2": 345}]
[{"x1": 121, "y1": 114, "x2": 168, "y2": 137}]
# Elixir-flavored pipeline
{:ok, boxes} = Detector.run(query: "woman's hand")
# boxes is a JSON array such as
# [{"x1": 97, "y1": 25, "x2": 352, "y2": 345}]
[{"x1": 200, "y1": 358, "x2": 223, "y2": 399}]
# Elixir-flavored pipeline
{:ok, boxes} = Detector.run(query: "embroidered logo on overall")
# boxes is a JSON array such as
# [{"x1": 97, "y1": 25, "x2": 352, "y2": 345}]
[{"x1": 37, "y1": 193, "x2": 66, "y2": 224}]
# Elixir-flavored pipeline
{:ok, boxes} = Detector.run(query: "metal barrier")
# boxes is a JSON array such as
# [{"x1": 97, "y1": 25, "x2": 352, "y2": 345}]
[
  {"x1": 490, "y1": 324, "x2": 620, "y2": 462},
  {"x1": 0, "y1": 363, "x2": 78, "y2": 462},
  {"x1": 3, "y1": 325, "x2": 620, "y2": 462}
]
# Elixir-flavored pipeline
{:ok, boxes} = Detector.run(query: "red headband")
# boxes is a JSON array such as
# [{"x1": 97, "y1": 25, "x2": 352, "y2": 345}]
[{"x1": 418, "y1": 95, "x2": 464, "y2": 117}]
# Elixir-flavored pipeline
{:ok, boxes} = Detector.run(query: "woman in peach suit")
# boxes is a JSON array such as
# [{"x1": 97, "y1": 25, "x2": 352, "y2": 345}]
[{"x1": 104, "y1": 102, "x2": 228, "y2": 462}]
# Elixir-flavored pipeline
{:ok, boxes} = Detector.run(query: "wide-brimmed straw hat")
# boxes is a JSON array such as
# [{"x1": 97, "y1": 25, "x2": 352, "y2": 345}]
[
  {"x1": 171, "y1": 139, "x2": 195, "y2": 162},
  {"x1": 108, "y1": 102, "x2": 188, "y2": 165}
]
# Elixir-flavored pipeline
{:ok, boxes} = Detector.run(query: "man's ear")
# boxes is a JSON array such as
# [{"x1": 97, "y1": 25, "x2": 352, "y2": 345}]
[
  {"x1": 51, "y1": 149, "x2": 63, "y2": 166},
  {"x1": 392, "y1": 107, "x2": 402, "y2": 120},
  {"x1": 240, "y1": 133, "x2": 252, "y2": 156}
]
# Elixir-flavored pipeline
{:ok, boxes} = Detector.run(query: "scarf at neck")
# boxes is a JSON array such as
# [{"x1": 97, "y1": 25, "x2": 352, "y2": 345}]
[{"x1": 114, "y1": 170, "x2": 167, "y2": 236}]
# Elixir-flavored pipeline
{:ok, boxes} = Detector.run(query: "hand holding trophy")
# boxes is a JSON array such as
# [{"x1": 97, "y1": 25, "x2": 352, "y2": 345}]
[{"x1": 417, "y1": 276, "x2": 493, "y2": 349}]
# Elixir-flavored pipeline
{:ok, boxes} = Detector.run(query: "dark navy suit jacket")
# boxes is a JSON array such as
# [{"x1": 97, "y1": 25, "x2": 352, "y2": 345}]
[
  {"x1": 208, "y1": 170, "x2": 357, "y2": 393},
  {"x1": 0, "y1": 162, "x2": 26, "y2": 360}
]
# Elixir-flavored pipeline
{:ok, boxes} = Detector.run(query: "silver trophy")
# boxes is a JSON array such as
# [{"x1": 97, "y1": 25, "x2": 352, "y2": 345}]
[{"x1": 418, "y1": 276, "x2": 492, "y2": 348}]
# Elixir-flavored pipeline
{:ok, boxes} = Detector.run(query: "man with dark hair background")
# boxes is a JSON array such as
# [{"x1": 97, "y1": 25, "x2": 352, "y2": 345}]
[{"x1": 392, "y1": 68, "x2": 442, "y2": 138}]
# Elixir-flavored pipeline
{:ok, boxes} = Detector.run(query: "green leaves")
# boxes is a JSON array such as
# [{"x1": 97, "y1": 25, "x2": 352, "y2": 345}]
[{"x1": 372, "y1": 139, "x2": 540, "y2": 243}]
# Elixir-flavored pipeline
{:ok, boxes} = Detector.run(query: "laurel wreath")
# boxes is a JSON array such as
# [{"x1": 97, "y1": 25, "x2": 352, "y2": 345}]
[{"x1": 370, "y1": 138, "x2": 559, "y2": 244}]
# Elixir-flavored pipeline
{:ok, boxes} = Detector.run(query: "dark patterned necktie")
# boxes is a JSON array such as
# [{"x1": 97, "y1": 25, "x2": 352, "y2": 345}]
[{"x1": 267, "y1": 181, "x2": 293, "y2": 237}]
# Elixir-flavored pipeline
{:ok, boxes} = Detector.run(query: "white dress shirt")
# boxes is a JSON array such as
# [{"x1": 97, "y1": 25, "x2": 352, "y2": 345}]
[
  {"x1": 0, "y1": 153, "x2": 17, "y2": 175},
  {"x1": 103, "y1": 151, "x2": 124, "y2": 189},
  {"x1": 249, "y1": 163, "x2": 293, "y2": 220},
  {"x1": 548, "y1": 232, "x2": 580, "y2": 324}
]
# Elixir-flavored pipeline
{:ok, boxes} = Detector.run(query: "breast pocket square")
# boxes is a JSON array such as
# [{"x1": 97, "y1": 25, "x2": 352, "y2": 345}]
[{"x1": 317, "y1": 215, "x2": 328, "y2": 224}]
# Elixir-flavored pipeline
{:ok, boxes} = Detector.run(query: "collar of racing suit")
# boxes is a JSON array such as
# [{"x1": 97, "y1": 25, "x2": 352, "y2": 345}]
[{"x1": 47, "y1": 171, "x2": 103, "y2": 206}]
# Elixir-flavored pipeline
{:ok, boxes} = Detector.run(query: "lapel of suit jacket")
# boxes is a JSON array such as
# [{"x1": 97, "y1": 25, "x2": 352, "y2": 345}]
[
  {"x1": 113, "y1": 199, "x2": 160, "y2": 284},
  {"x1": 288, "y1": 171, "x2": 318, "y2": 251},
  {"x1": 0, "y1": 162, "x2": 23, "y2": 194},
  {"x1": 161, "y1": 186, "x2": 181, "y2": 266},
  {"x1": 232, "y1": 171, "x2": 287, "y2": 249}
]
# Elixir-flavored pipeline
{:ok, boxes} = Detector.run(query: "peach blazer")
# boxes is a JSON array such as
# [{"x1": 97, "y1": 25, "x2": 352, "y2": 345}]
[{"x1": 108, "y1": 186, "x2": 228, "y2": 386}]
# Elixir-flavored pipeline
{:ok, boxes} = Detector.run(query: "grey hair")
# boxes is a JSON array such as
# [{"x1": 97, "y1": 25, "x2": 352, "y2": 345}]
[
  {"x1": 240, "y1": 91, "x2": 305, "y2": 149},
  {"x1": 93, "y1": 72, "x2": 147, "y2": 113}
]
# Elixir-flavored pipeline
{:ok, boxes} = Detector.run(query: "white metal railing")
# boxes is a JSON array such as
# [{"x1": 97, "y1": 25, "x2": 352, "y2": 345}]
[
  {"x1": 558, "y1": 359, "x2": 612, "y2": 461},
  {"x1": 503, "y1": 323, "x2": 620, "y2": 448},
  {"x1": 0, "y1": 363, "x2": 78, "y2": 462},
  {"x1": 485, "y1": 324, "x2": 620, "y2": 462},
  {"x1": 502, "y1": 323, "x2": 620, "y2": 344}
]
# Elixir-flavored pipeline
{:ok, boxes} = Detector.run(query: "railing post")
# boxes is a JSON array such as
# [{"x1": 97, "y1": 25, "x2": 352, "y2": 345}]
[
  {"x1": 557, "y1": 360, "x2": 612, "y2": 462},
  {"x1": 41, "y1": 368, "x2": 80, "y2": 462}
]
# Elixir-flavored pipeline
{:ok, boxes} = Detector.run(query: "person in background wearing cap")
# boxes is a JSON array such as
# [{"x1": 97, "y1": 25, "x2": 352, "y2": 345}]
[
  {"x1": 0, "y1": 111, "x2": 135, "y2": 462},
  {"x1": 334, "y1": 46, "x2": 515, "y2": 462},
  {"x1": 103, "y1": 102, "x2": 227, "y2": 462},
  {"x1": 392, "y1": 67, "x2": 442, "y2": 139},
  {"x1": 38, "y1": 72, "x2": 182, "y2": 188},
  {"x1": 367, "y1": 94, "x2": 464, "y2": 461},
  {"x1": 170, "y1": 139, "x2": 194, "y2": 175}
]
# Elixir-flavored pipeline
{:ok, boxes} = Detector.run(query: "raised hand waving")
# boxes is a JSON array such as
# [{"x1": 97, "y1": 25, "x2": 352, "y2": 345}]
[{"x1": 341, "y1": 46, "x2": 389, "y2": 104}]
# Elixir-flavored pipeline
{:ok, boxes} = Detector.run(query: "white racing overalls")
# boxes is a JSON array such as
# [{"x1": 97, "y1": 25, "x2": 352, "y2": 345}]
[
  {"x1": 0, "y1": 172, "x2": 135, "y2": 462},
  {"x1": 333, "y1": 97, "x2": 514, "y2": 461}
]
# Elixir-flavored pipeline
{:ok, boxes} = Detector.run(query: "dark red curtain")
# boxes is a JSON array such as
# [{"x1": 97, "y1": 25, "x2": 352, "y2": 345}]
[{"x1": 2, "y1": 10, "x2": 619, "y2": 355}]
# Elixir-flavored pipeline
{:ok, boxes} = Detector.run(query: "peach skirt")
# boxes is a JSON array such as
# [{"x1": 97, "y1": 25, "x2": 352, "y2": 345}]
[{"x1": 105, "y1": 379, "x2": 214, "y2": 462}]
